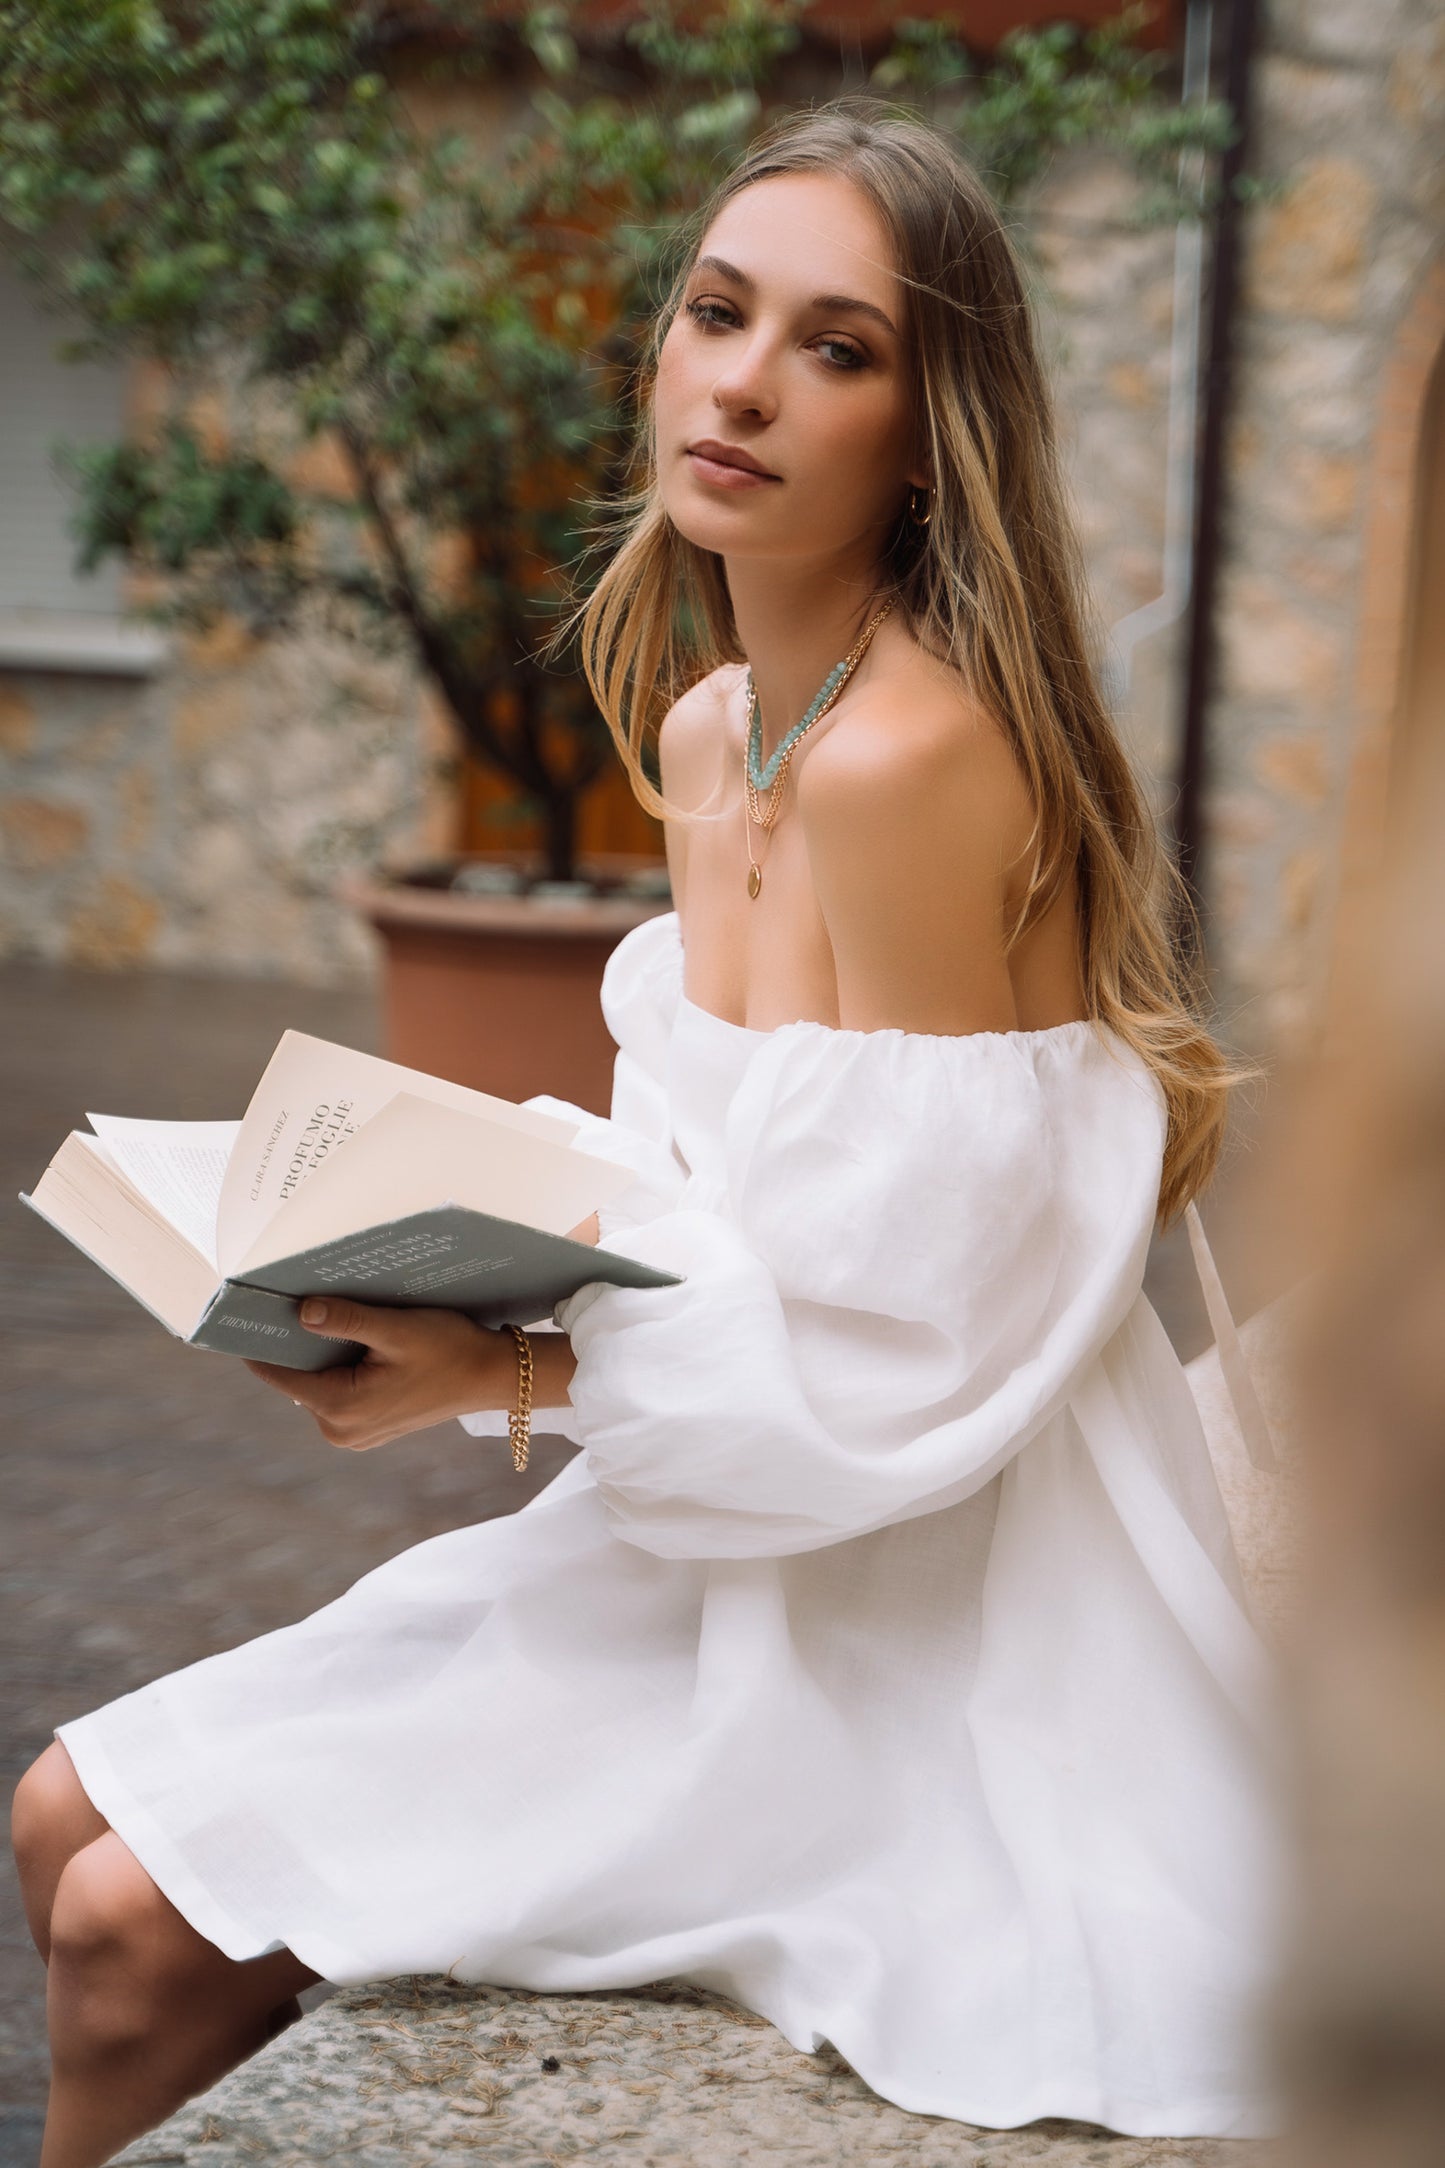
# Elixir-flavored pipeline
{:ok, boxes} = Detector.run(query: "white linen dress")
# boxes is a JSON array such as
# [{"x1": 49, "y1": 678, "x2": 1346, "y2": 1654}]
[{"x1": 57, "y1": 908, "x2": 1288, "y2": 2140}]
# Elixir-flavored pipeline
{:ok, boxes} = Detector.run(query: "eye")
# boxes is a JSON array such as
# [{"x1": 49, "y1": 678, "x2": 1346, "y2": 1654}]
[
  {"x1": 685, "y1": 297, "x2": 739, "y2": 331},
  {"x1": 813, "y1": 335, "x2": 868, "y2": 372}
]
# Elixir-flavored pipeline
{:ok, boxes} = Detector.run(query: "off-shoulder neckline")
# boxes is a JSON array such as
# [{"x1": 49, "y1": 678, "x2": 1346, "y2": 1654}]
[
  {"x1": 647, "y1": 915, "x2": 1099, "y2": 1051},
  {"x1": 676, "y1": 985, "x2": 1099, "y2": 1049},
  {"x1": 662, "y1": 927, "x2": 1100, "y2": 1053}
]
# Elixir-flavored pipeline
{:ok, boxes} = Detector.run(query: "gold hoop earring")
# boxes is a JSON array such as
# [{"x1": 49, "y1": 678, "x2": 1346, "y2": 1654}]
[{"x1": 907, "y1": 485, "x2": 933, "y2": 529}]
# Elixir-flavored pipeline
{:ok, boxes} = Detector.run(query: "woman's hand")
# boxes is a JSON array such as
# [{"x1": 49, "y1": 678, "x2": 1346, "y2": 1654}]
[{"x1": 244, "y1": 1298, "x2": 519, "y2": 1453}]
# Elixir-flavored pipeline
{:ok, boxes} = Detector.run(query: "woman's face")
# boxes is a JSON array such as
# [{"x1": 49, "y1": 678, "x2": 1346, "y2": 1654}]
[{"x1": 653, "y1": 170, "x2": 923, "y2": 567}]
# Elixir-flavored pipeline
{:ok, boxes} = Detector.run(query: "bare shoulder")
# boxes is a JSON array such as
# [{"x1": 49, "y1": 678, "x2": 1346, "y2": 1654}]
[
  {"x1": 798, "y1": 650, "x2": 1031, "y2": 853},
  {"x1": 796, "y1": 649, "x2": 1034, "y2": 1034},
  {"x1": 657, "y1": 664, "x2": 745, "y2": 812}
]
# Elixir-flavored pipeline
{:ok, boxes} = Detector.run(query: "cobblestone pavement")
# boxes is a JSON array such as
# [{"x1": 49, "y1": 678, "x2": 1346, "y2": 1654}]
[
  {"x1": 0, "y1": 962, "x2": 1270, "y2": 2167},
  {"x1": 0, "y1": 965, "x2": 577, "y2": 2165}
]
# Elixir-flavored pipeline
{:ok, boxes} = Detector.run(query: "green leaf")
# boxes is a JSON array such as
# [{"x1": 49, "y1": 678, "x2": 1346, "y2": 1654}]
[{"x1": 674, "y1": 88, "x2": 760, "y2": 146}]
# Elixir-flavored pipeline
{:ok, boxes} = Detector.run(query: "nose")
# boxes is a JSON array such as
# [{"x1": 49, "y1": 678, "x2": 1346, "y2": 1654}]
[{"x1": 711, "y1": 330, "x2": 780, "y2": 424}]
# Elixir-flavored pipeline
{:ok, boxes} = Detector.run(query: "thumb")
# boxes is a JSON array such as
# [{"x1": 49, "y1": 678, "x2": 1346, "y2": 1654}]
[{"x1": 297, "y1": 1295, "x2": 403, "y2": 1352}]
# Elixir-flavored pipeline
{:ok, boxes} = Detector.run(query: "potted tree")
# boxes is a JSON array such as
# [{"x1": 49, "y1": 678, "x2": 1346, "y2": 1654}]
[{"x1": 0, "y1": 0, "x2": 1227, "y2": 1107}]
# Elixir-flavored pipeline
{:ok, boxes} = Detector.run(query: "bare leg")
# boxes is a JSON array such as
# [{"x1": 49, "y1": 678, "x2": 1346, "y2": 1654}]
[
  {"x1": 42, "y1": 1832, "x2": 320, "y2": 2168},
  {"x1": 11, "y1": 1743, "x2": 108, "y2": 1963},
  {"x1": 12, "y1": 1747, "x2": 320, "y2": 2168},
  {"x1": 14, "y1": 1740, "x2": 306, "y2": 2039}
]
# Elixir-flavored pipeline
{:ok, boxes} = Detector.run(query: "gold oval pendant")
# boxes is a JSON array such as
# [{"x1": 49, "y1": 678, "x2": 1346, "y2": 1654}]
[{"x1": 747, "y1": 863, "x2": 762, "y2": 899}]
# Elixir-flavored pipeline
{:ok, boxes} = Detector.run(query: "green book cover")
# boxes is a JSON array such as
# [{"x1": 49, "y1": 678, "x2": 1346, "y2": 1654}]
[{"x1": 192, "y1": 1206, "x2": 678, "y2": 1370}]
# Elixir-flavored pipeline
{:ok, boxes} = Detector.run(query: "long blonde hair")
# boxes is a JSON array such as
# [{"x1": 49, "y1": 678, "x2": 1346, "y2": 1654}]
[{"x1": 578, "y1": 97, "x2": 1233, "y2": 1224}]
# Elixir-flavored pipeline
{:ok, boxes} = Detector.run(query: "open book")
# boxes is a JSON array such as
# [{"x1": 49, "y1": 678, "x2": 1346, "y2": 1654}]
[{"x1": 20, "y1": 1031, "x2": 679, "y2": 1371}]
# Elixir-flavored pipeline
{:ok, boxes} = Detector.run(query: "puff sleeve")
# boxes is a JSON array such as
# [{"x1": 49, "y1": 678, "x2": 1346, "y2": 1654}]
[
  {"x1": 457, "y1": 912, "x2": 689, "y2": 1442},
  {"x1": 554, "y1": 1018, "x2": 1167, "y2": 1557}
]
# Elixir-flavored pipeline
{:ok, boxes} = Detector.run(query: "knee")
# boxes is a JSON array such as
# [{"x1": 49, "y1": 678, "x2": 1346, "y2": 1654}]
[
  {"x1": 48, "y1": 1834, "x2": 193, "y2": 2059},
  {"x1": 11, "y1": 1742, "x2": 102, "y2": 1897},
  {"x1": 14, "y1": 1743, "x2": 72, "y2": 1871}
]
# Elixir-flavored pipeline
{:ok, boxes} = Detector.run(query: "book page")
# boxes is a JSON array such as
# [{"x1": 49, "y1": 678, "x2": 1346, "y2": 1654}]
[
  {"x1": 24, "y1": 1134, "x2": 221, "y2": 1337},
  {"x1": 235, "y1": 1094, "x2": 636, "y2": 1275},
  {"x1": 86, "y1": 1115, "x2": 240, "y2": 1270},
  {"x1": 216, "y1": 1032, "x2": 579, "y2": 1276}
]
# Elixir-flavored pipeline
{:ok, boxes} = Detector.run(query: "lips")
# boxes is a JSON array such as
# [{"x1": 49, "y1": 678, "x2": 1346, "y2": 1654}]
[{"x1": 686, "y1": 438, "x2": 780, "y2": 484}]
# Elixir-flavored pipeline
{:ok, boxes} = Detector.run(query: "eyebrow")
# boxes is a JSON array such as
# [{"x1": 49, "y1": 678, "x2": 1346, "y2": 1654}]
[{"x1": 689, "y1": 253, "x2": 901, "y2": 341}]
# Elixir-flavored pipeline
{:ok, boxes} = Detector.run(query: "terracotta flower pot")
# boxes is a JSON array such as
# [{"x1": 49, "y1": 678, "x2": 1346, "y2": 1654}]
[{"x1": 343, "y1": 856, "x2": 671, "y2": 1116}]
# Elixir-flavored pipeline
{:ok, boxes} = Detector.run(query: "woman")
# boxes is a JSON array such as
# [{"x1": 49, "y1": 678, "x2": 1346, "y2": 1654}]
[{"x1": 12, "y1": 102, "x2": 1285, "y2": 2166}]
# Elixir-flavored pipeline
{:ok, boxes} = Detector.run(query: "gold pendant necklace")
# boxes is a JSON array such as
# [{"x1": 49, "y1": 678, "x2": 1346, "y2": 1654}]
[{"x1": 743, "y1": 597, "x2": 893, "y2": 899}]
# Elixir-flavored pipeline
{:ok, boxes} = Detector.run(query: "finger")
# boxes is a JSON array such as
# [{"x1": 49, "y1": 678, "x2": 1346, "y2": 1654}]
[
  {"x1": 245, "y1": 1358, "x2": 312, "y2": 1396},
  {"x1": 244, "y1": 1358, "x2": 356, "y2": 1417},
  {"x1": 295, "y1": 1296, "x2": 406, "y2": 1353}
]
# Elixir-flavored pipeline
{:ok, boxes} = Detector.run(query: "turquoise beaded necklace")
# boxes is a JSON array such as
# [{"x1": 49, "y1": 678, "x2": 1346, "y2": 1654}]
[{"x1": 743, "y1": 596, "x2": 894, "y2": 898}]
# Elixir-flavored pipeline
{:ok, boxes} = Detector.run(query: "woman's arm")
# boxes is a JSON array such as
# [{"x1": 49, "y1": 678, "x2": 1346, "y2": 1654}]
[{"x1": 558, "y1": 1022, "x2": 1165, "y2": 1559}]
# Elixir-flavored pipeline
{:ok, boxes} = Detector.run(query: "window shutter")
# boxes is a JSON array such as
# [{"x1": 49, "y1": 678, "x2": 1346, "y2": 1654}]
[{"x1": 0, "y1": 254, "x2": 124, "y2": 617}]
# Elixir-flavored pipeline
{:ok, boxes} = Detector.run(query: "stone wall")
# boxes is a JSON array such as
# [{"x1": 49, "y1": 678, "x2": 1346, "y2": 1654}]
[
  {"x1": 1029, "y1": 152, "x2": 1184, "y2": 797},
  {"x1": 1206, "y1": 0, "x2": 1444, "y2": 1045},
  {"x1": 0, "y1": 619, "x2": 449, "y2": 983}
]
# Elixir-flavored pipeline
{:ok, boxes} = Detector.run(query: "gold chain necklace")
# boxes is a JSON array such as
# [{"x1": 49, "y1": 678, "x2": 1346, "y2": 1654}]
[{"x1": 743, "y1": 596, "x2": 894, "y2": 899}]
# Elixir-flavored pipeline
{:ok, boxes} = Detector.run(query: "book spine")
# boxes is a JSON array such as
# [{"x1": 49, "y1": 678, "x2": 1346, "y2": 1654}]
[{"x1": 190, "y1": 1283, "x2": 361, "y2": 1371}]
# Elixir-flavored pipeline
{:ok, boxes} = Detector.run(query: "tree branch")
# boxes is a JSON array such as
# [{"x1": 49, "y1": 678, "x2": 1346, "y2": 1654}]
[{"x1": 335, "y1": 415, "x2": 525, "y2": 782}]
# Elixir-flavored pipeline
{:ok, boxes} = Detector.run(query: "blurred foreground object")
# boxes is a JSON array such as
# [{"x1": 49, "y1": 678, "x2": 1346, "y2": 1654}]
[{"x1": 1269, "y1": 339, "x2": 1445, "y2": 2168}]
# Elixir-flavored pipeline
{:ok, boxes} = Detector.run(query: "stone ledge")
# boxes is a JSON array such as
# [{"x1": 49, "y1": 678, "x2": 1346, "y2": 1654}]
[{"x1": 110, "y1": 1977, "x2": 1265, "y2": 2167}]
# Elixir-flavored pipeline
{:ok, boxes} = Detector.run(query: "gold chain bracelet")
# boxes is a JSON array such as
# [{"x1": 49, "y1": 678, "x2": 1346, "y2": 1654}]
[{"x1": 503, "y1": 1322, "x2": 533, "y2": 1474}]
